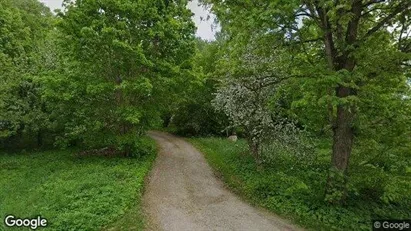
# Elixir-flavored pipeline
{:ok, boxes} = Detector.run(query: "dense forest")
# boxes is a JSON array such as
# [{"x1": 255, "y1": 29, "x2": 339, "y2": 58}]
[{"x1": 1, "y1": 0, "x2": 410, "y2": 230}]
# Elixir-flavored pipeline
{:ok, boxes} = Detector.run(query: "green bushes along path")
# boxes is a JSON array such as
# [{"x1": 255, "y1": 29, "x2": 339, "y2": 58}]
[{"x1": 189, "y1": 138, "x2": 411, "y2": 231}]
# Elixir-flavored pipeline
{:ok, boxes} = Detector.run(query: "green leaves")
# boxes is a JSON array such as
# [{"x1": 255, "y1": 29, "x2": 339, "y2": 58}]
[
  {"x1": 0, "y1": 0, "x2": 196, "y2": 150},
  {"x1": 48, "y1": 0, "x2": 197, "y2": 149},
  {"x1": 0, "y1": 0, "x2": 54, "y2": 148}
]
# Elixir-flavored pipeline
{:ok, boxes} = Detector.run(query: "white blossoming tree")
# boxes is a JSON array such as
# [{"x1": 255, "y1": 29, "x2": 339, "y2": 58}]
[{"x1": 213, "y1": 42, "x2": 312, "y2": 165}]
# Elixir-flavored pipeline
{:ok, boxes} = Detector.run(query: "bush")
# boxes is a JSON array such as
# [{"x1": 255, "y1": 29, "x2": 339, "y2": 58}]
[
  {"x1": 172, "y1": 102, "x2": 228, "y2": 136},
  {"x1": 190, "y1": 137, "x2": 411, "y2": 231},
  {"x1": 116, "y1": 135, "x2": 156, "y2": 158}
]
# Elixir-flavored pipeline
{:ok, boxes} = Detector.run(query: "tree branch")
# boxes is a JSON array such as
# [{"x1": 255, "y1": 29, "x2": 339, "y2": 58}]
[
  {"x1": 295, "y1": 12, "x2": 314, "y2": 18},
  {"x1": 302, "y1": 1, "x2": 321, "y2": 27},
  {"x1": 362, "y1": 0, "x2": 386, "y2": 8},
  {"x1": 284, "y1": 37, "x2": 323, "y2": 46},
  {"x1": 363, "y1": 1, "x2": 411, "y2": 39},
  {"x1": 315, "y1": 4, "x2": 337, "y2": 69}
]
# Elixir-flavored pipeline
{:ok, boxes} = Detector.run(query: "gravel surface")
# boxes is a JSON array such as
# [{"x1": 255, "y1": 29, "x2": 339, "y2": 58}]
[{"x1": 143, "y1": 131, "x2": 303, "y2": 231}]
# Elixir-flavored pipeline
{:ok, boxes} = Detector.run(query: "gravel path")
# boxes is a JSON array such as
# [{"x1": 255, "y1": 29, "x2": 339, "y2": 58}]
[{"x1": 143, "y1": 131, "x2": 302, "y2": 231}]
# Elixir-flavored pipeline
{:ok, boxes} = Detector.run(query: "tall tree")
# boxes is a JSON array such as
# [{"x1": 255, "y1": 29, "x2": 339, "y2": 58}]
[
  {"x1": 171, "y1": 38, "x2": 229, "y2": 136},
  {"x1": 50, "y1": 0, "x2": 196, "y2": 152},
  {"x1": 202, "y1": 0, "x2": 411, "y2": 203},
  {"x1": 0, "y1": 0, "x2": 53, "y2": 148}
]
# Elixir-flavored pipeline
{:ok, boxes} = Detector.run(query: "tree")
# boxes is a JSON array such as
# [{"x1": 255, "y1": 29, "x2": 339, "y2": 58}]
[
  {"x1": 212, "y1": 38, "x2": 312, "y2": 164},
  {"x1": 48, "y1": 0, "x2": 196, "y2": 153},
  {"x1": 171, "y1": 38, "x2": 228, "y2": 136},
  {"x1": 202, "y1": 0, "x2": 411, "y2": 203},
  {"x1": 0, "y1": 0, "x2": 53, "y2": 148}
]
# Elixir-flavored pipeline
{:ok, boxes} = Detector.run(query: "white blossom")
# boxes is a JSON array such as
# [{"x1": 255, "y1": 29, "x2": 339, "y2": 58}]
[{"x1": 213, "y1": 42, "x2": 314, "y2": 164}]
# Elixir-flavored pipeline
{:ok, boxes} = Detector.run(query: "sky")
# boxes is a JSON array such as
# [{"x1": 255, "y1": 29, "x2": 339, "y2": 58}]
[{"x1": 39, "y1": 0, "x2": 217, "y2": 40}]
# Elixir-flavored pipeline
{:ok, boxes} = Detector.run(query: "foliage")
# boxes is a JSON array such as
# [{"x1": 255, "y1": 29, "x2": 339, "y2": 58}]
[
  {"x1": 1, "y1": 0, "x2": 411, "y2": 229},
  {"x1": 0, "y1": 0, "x2": 54, "y2": 148},
  {"x1": 0, "y1": 137, "x2": 156, "y2": 231},
  {"x1": 116, "y1": 135, "x2": 157, "y2": 158},
  {"x1": 202, "y1": 0, "x2": 411, "y2": 203},
  {"x1": 0, "y1": 0, "x2": 197, "y2": 151},
  {"x1": 38, "y1": 0, "x2": 195, "y2": 151},
  {"x1": 190, "y1": 137, "x2": 411, "y2": 231},
  {"x1": 212, "y1": 39, "x2": 313, "y2": 163},
  {"x1": 170, "y1": 39, "x2": 228, "y2": 136}
]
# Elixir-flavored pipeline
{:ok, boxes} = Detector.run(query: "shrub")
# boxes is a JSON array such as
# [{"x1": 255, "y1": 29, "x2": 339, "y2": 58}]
[
  {"x1": 116, "y1": 135, "x2": 156, "y2": 158},
  {"x1": 190, "y1": 137, "x2": 411, "y2": 231}
]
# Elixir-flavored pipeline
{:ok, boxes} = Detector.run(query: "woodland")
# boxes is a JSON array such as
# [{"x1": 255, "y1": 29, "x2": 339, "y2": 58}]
[{"x1": 1, "y1": 0, "x2": 410, "y2": 230}]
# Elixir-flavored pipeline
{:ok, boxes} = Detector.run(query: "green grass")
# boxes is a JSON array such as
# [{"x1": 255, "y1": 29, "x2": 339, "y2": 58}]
[
  {"x1": 0, "y1": 137, "x2": 157, "y2": 231},
  {"x1": 189, "y1": 137, "x2": 411, "y2": 231}
]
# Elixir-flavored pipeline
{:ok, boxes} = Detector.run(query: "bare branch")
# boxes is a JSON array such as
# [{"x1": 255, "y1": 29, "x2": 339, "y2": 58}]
[
  {"x1": 284, "y1": 37, "x2": 323, "y2": 46},
  {"x1": 362, "y1": 0, "x2": 386, "y2": 8},
  {"x1": 295, "y1": 12, "x2": 314, "y2": 18}
]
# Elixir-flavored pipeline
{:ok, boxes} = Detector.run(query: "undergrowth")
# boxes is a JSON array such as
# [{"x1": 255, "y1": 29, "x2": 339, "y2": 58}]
[
  {"x1": 0, "y1": 136, "x2": 157, "y2": 231},
  {"x1": 189, "y1": 138, "x2": 411, "y2": 231}
]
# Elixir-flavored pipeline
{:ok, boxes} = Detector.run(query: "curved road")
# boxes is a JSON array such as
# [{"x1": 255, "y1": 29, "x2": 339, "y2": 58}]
[{"x1": 143, "y1": 131, "x2": 302, "y2": 231}]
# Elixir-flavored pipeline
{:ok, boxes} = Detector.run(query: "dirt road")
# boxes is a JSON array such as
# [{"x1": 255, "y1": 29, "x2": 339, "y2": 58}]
[{"x1": 143, "y1": 131, "x2": 302, "y2": 231}]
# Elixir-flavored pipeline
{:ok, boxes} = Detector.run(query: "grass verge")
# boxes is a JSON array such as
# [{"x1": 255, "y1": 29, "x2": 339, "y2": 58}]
[
  {"x1": 189, "y1": 137, "x2": 411, "y2": 231},
  {"x1": 0, "y1": 136, "x2": 157, "y2": 231}
]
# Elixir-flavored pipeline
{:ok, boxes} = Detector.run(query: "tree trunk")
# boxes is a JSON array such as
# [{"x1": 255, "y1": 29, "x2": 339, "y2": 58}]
[
  {"x1": 325, "y1": 85, "x2": 355, "y2": 203},
  {"x1": 332, "y1": 87, "x2": 354, "y2": 172},
  {"x1": 332, "y1": 108, "x2": 353, "y2": 173},
  {"x1": 248, "y1": 138, "x2": 261, "y2": 165}
]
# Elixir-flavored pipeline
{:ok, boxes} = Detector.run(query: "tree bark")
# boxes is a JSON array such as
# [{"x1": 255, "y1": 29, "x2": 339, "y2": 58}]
[
  {"x1": 332, "y1": 87, "x2": 354, "y2": 173},
  {"x1": 247, "y1": 138, "x2": 261, "y2": 165},
  {"x1": 320, "y1": 0, "x2": 362, "y2": 203},
  {"x1": 325, "y1": 86, "x2": 355, "y2": 203}
]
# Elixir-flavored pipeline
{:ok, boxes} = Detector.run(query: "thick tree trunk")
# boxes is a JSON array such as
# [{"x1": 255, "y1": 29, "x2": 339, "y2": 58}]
[
  {"x1": 325, "y1": 85, "x2": 355, "y2": 203},
  {"x1": 332, "y1": 86, "x2": 355, "y2": 170},
  {"x1": 321, "y1": 0, "x2": 361, "y2": 203},
  {"x1": 313, "y1": 0, "x2": 410, "y2": 203},
  {"x1": 332, "y1": 107, "x2": 353, "y2": 173}
]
